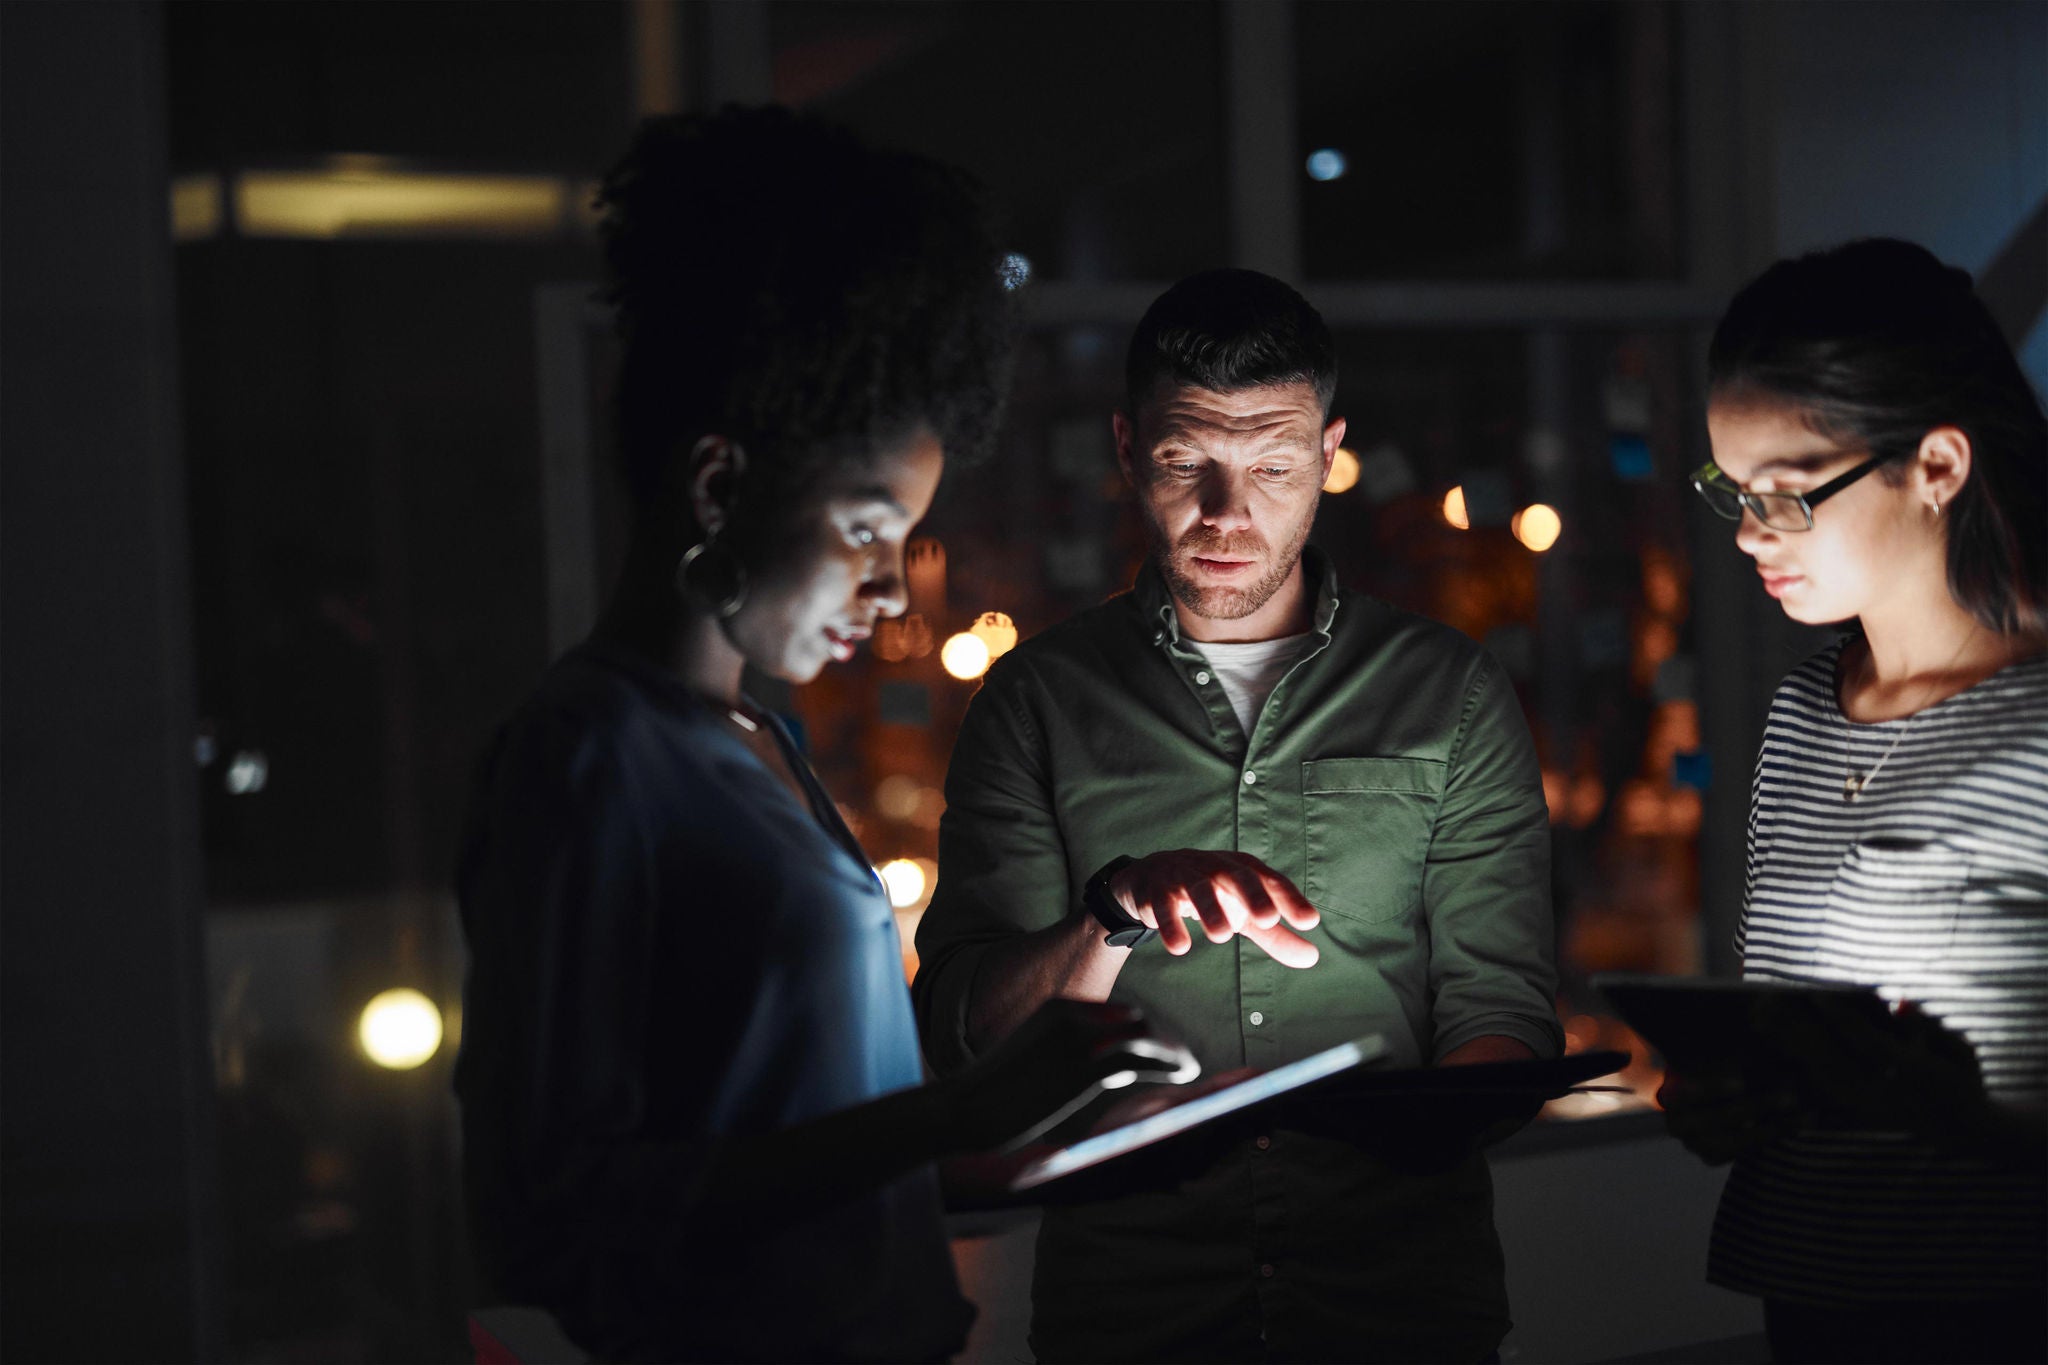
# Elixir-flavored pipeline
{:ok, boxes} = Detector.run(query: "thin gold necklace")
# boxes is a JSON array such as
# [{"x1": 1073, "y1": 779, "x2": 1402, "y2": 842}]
[
  {"x1": 1841, "y1": 631, "x2": 1976, "y2": 802},
  {"x1": 692, "y1": 688, "x2": 762, "y2": 733}
]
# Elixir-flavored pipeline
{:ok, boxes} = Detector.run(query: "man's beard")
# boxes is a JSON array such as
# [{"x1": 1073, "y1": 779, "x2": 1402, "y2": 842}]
[{"x1": 1150, "y1": 515, "x2": 1313, "y2": 622}]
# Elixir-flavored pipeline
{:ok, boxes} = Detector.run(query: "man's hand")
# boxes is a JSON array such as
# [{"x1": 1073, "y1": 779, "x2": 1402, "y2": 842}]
[
  {"x1": 940, "y1": 999, "x2": 1200, "y2": 1153},
  {"x1": 1112, "y1": 849, "x2": 1322, "y2": 967},
  {"x1": 1440, "y1": 1036, "x2": 1536, "y2": 1067}
]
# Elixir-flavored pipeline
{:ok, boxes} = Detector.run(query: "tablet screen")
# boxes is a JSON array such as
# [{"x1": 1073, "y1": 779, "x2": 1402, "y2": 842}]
[{"x1": 1010, "y1": 1034, "x2": 1386, "y2": 1191}]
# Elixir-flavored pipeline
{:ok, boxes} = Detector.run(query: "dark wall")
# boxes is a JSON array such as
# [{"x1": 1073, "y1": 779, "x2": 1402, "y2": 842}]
[{"x1": 1, "y1": 2, "x2": 218, "y2": 1359}]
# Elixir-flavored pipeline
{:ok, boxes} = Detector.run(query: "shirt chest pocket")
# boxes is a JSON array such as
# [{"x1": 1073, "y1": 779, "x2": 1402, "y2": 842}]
[
  {"x1": 1817, "y1": 835, "x2": 1975, "y2": 969},
  {"x1": 1301, "y1": 757, "x2": 1445, "y2": 925}
]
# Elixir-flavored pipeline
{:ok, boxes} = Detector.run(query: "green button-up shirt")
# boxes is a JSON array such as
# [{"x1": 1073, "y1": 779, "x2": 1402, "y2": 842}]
[{"x1": 914, "y1": 552, "x2": 1561, "y2": 1363}]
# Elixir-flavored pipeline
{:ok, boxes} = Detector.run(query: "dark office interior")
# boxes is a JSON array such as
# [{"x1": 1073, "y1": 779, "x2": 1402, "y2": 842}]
[{"x1": 3, "y1": 2, "x2": 2043, "y2": 1361}]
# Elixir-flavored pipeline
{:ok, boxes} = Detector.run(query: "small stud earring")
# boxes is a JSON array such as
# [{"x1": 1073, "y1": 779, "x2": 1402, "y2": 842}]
[{"x1": 1932, "y1": 495, "x2": 1942, "y2": 517}]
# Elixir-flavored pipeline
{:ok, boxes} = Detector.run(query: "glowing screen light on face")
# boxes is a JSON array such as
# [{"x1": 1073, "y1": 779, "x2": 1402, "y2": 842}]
[
  {"x1": 941, "y1": 632, "x2": 991, "y2": 680},
  {"x1": 358, "y1": 988, "x2": 444, "y2": 1070}
]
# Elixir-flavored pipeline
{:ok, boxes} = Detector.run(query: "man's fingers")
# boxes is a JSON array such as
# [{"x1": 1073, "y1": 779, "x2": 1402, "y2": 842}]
[
  {"x1": 1157, "y1": 890, "x2": 1195, "y2": 954},
  {"x1": 1244, "y1": 918, "x2": 1319, "y2": 968},
  {"x1": 1222, "y1": 869, "x2": 1279, "y2": 928},
  {"x1": 1250, "y1": 868, "x2": 1319, "y2": 927},
  {"x1": 1121, "y1": 852, "x2": 1322, "y2": 954},
  {"x1": 1183, "y1": 882, "x2": 1235, "y2": 944},
  {"x1": 1213, "y1": 853, "x2": 1318, "y2": 927},
  {"x1": 1128, "y1": 892, "x2": 1174, "y2": 947}
]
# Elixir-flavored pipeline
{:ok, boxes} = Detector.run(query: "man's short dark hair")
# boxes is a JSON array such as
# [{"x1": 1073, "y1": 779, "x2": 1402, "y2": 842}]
[{"x1": 1125, "y1": 268, "x2": 1337, "y2": 416}]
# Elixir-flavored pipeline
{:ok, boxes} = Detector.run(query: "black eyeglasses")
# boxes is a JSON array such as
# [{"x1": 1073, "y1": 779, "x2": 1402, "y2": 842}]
[{"x1": 1690, "y1": 453, "x2": 1890, "y2": 532}]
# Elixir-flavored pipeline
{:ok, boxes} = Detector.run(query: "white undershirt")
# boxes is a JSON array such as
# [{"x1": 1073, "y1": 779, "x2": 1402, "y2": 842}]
[{"x1": 1191, "y1": 633, "x2": 1315, "y2": 736}]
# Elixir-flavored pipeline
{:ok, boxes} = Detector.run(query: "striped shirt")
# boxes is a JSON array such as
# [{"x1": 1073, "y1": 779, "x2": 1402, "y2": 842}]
[{"x1": 1708, "y1": 638, "x2": 2048, "y2": 1305}]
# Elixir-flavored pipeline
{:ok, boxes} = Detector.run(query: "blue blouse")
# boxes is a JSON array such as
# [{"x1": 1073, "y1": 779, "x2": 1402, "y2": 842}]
[{"x1": 454, "y1": 640, "x2": 971, "y2": 1362}]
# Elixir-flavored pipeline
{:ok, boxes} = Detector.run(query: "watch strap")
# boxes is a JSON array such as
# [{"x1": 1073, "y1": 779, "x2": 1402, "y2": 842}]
[{"x1": 1083, "y1": 855, "x2": 1153, "y2": 948}]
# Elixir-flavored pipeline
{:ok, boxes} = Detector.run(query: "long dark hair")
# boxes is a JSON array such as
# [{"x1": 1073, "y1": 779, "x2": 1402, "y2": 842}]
[{"x1": 1708, "y1": 238, "x2": 2047, "y2": 635}]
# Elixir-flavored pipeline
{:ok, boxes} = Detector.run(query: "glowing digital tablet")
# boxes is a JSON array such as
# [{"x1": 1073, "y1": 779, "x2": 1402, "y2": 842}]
[{"x1": 1009, "y1": 1034, "x2": 1386, "y2": 1191}]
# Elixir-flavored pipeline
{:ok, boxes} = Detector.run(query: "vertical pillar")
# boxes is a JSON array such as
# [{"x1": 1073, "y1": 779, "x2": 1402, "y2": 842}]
[
  {"x1": 630, "y1": 0, "x2": 687, "y2": 118},
  {"x1": 0, "y1": 1, "x2": 219, "y2": 1358},
  {"x1": 1679, "y1": 0, "x2": 1828, "y2": 974},
  {"x1": 702, "y1": 0, "x2": 773, "y2": 108},
  {"x1": 1224, "y1": 0, "x2": 1302, "y2": 283}
]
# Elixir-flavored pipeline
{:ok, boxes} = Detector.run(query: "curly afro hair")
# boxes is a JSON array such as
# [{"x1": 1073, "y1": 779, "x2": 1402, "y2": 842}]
[{"x1": 598, "y1": 106, "x2": 1017, "y2": 542}]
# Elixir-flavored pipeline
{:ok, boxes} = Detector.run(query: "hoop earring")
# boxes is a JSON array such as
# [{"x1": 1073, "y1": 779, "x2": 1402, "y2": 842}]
[{"x1": 676, "y1": 537, "x2": 748, "y2": 619}]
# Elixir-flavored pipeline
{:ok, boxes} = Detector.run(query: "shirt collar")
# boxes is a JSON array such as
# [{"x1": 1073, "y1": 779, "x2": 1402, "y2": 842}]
[{"x1": 1135, "y1": 546, "x2": 1342, "y2": 649}]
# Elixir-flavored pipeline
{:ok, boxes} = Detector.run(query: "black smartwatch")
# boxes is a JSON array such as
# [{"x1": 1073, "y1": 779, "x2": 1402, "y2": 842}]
[{"x1": 1082, "y1": 855, "x2": 1153, "y2": 948}]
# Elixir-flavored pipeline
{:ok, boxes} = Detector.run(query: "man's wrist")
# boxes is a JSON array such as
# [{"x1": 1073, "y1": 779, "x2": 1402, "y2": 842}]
[{"x1": 1082, "y1": 855, "x2": 1152, "y2": 948}]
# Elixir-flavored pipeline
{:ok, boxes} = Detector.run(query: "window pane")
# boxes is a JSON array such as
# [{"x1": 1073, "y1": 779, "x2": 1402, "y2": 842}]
[
  {"x1": 1297, "y1": 1, "x2": 1684, "y2": 280},
  {"x1": 771, "y1": 1, "x2": 1230, "y2": 281},
  {"x1": 1318, "y1": 326, "x2": 1703, "y2": 1115}
]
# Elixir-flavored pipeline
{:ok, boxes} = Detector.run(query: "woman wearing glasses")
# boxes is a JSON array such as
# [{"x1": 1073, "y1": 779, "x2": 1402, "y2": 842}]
[{"x1": 1667, "y1": 238, "x2": 2046, "y2": 1364}]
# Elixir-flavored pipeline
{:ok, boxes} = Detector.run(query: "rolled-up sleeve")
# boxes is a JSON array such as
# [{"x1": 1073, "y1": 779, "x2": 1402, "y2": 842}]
[
  {"x1": 912, "y1": 660, "x2": 1072, "y2": 1075},
  {"x1": 1422, "y1": 658, "x2": 1563, "y2": 1062}
]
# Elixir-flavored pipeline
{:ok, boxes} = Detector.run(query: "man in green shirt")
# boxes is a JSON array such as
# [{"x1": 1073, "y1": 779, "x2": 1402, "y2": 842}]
[{"x1": 913, "y1": 269, "x2": 1561, "y2": 1363}]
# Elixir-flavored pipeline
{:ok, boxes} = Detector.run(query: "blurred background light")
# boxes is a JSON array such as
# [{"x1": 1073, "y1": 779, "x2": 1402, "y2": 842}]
[
  {"x1": 1304, "y1": 147, "x2": 1348, "y2": 182},
  {"x1": 941, "y1": 631, "x2": 990, "y2": 680},
  {"x1": 1001, "y1": 252, "x2": 1033, "y2": 289},
  {"x1": 1441, "y1": 485, "x2": 1470, "y2": 530},
  {"x1": 874, "y1": 773, "x2": 923, "y2": 821},
  {"x1": 357, "y1": 988, "x2": 442, "y2": 1070},
  {"x1": 877, "y1": 857, "x2": 927, "y2": 909},
  {"x1": 1322, "y1": 446, "x2": 1360, "y2": 494},
  {"x1": 1351, "y1": 442, "x2": 1415, "y2": 503},
  {"x1": 968, "y1": 611, "x2": 1018, "y2": 661},
  {"x1": 1513, "y1": 503, "x2": 1563, "y2": 552},
  {"x1": 906, "y1": 538, "x2": 947, "y2": 614},
  {"x1": 170, "y1": 173, "x2": 223, "y2": 241},
  {"x1": 224, "y1": 749, "x2": 268, "y2": 795},
  {"x1": 236, "y1": 166, "x2": 570, "y2": 239}
]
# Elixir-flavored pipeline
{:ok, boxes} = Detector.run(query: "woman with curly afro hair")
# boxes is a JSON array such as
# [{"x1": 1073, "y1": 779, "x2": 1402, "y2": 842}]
[{"x1": 454, "y1": 108, "x2": 1188, "y2": 1363}]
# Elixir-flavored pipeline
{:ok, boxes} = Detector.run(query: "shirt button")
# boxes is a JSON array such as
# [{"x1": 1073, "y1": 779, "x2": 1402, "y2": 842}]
[
  {"x1": 1194, "y1": 670, "x2": 1211, "y2": 685},
  {"x1": 1242, "y1": 770, "x2": 1258, "y2": 785},
  {"x1": 1255, "y1": 1135, "x2": 1271, "y2": 1151},
  {"x1": 1261, "y1": 1264, "x2": 1276, "y2": 1278},
  {"x1": 1249, "y1": 1011, "x2": 1264, "y2": 1025}
]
